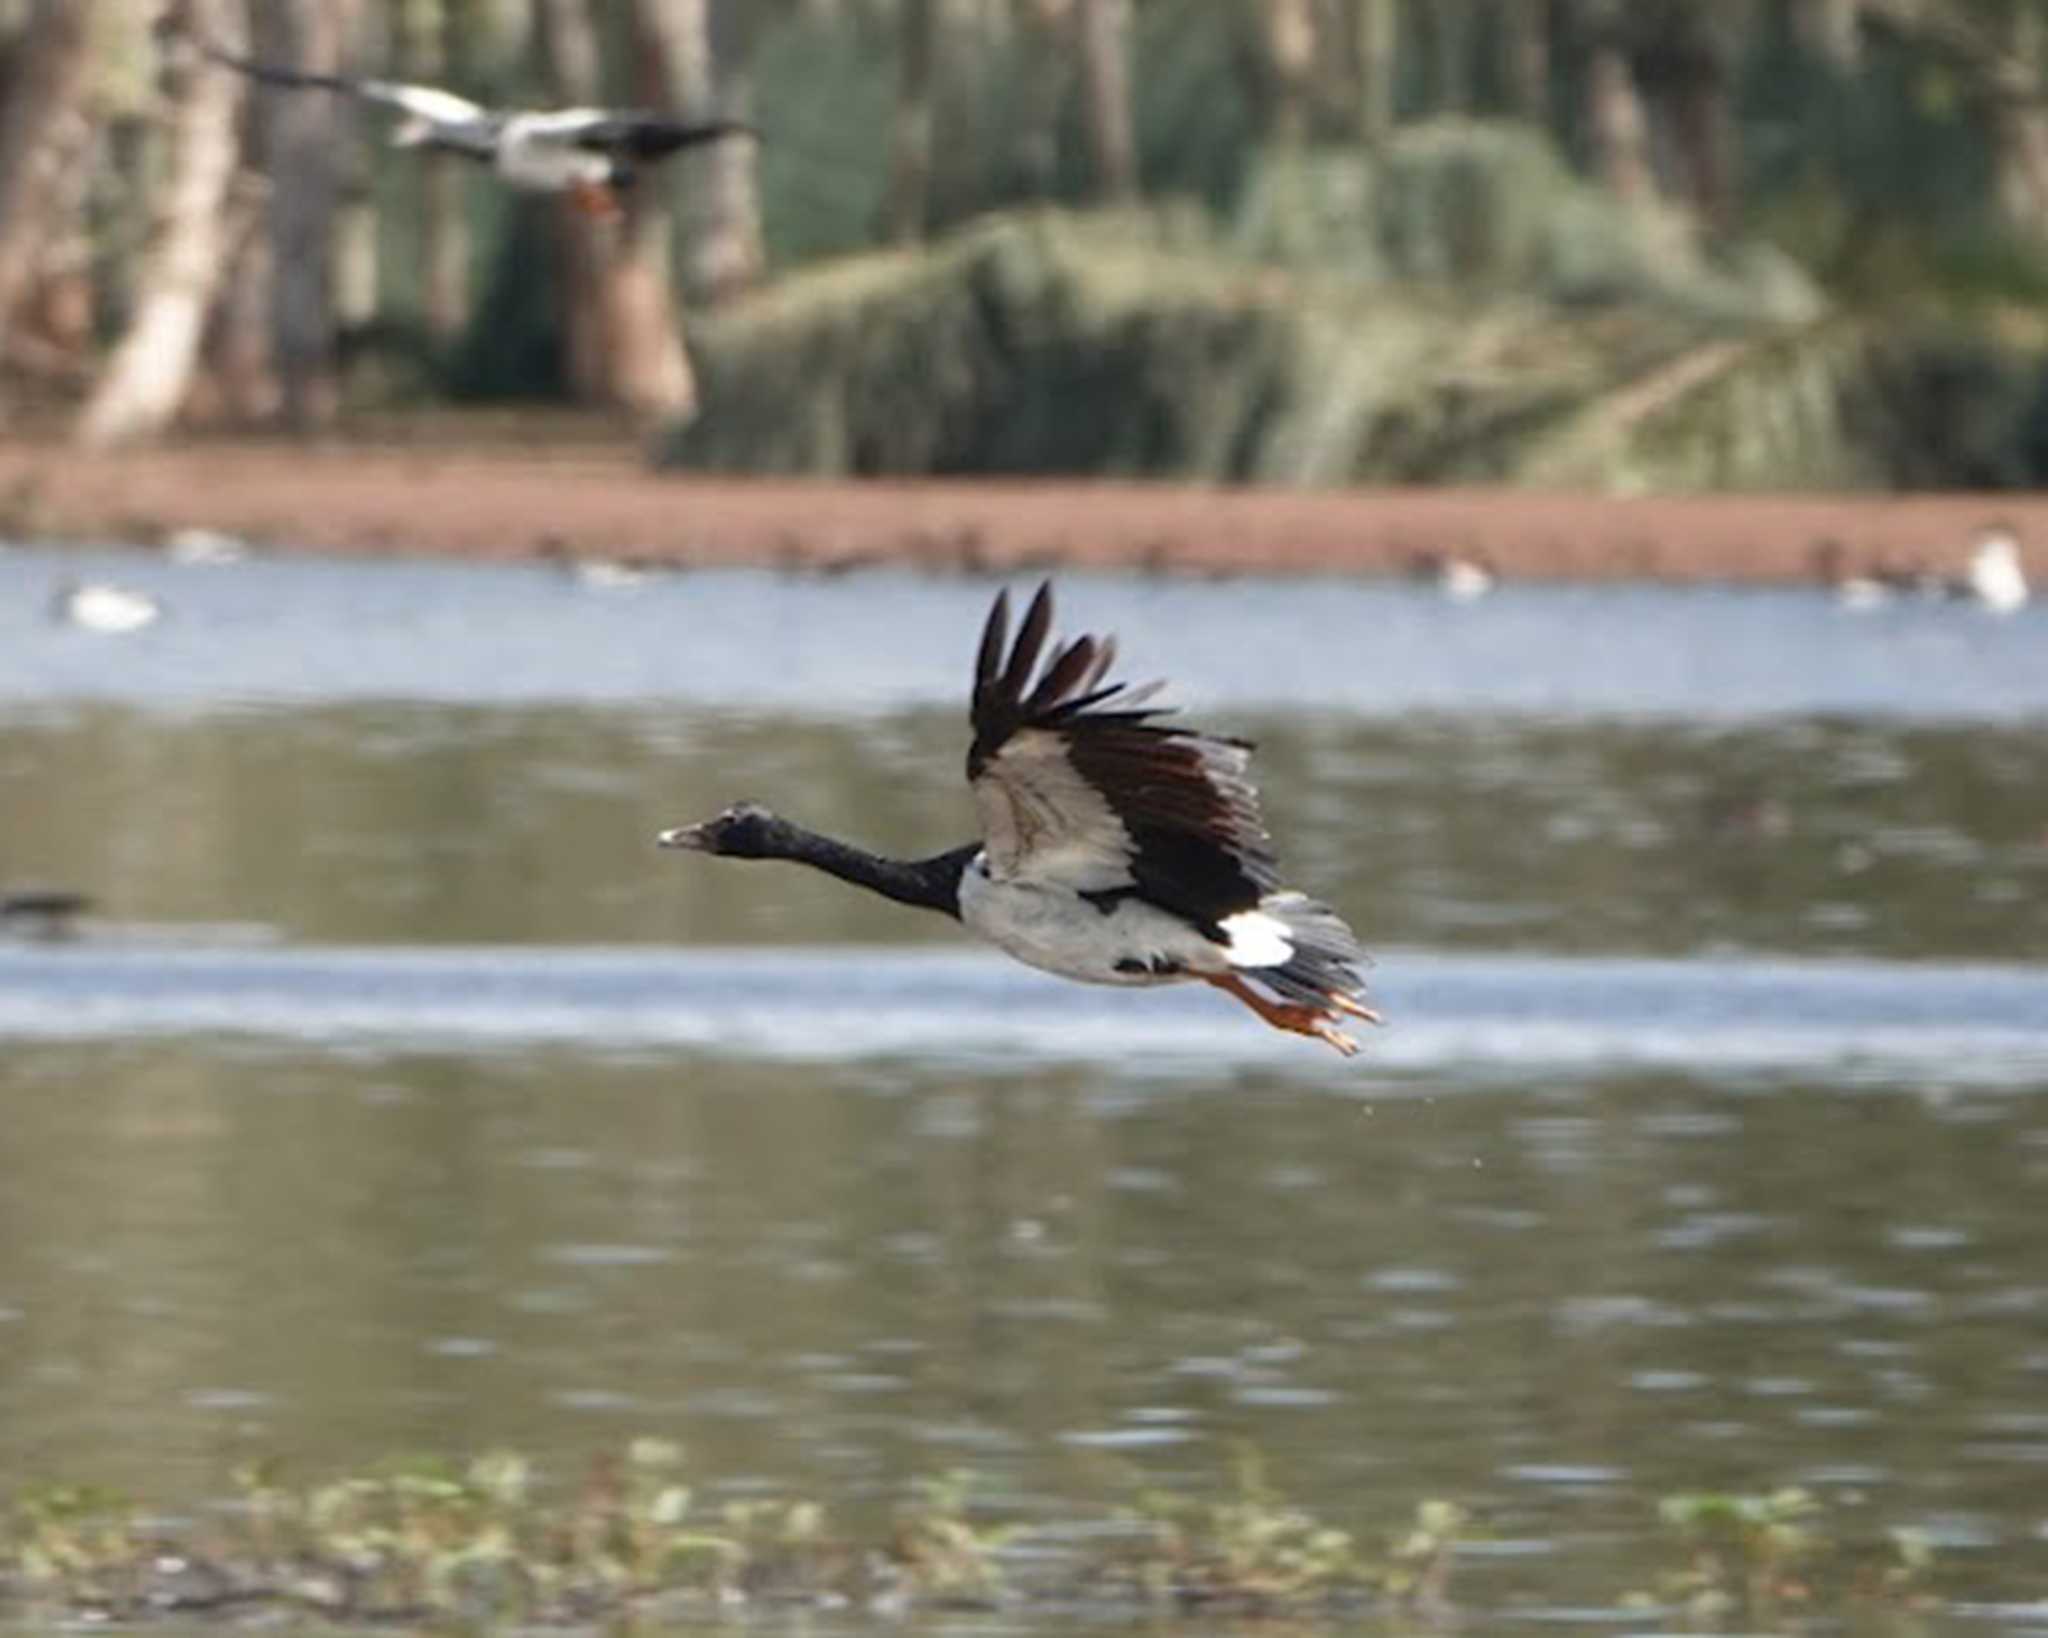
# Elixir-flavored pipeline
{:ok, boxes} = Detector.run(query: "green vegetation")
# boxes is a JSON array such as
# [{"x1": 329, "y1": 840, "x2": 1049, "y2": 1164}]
[
  {"x1": 13, "y1": 0, "x2": 2048, "y2": 477},
  {"x1": 665, "y1": 194, "x2": 2048, "y2": 490},
  {"x1": 1633, "y1": 1487, "x2": 1940, "y2": 1627},
  {"x1": 0, "y1": 1444, "x2": 1950, "y2": 1630}
]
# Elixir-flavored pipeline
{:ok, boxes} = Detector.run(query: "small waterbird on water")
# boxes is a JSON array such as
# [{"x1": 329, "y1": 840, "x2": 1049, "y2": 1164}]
[
  {"x1": 51, "y1": 580, "x2": 162, "y2": 634},
  {"x1": 0, "y1": 888, "x2": 91, "y2": 942},
  {"x1": 659, "y1": 583, "x2": 1378, "y2": 1055},
  {"x1": 1954, "y1": 524, "x2": 2030, "y2": 614},
  {"x1": 160, "y1": 10, "x2": 754, "y2": 217}
]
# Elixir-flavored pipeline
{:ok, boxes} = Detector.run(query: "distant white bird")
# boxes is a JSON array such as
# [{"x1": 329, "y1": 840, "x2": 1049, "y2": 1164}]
[
  {"x1": 1406, "y1": 549, "x2": 1496, "y2": 601},
  {"x1": 1955, "y1": 526, "x2": 2029, "y2": 614},
  {"x1": 52, "y1": 580, "x2": 162, "y2": 634},
  {"x1": 166, "y1": 17, "x2": 755, "y2": 216},
  {"x1": 164, "y1": 526, "x2": 250, "y2": 566},
  {"x1": 572, "y1": 557, "x2": 655, "y2": 591}
]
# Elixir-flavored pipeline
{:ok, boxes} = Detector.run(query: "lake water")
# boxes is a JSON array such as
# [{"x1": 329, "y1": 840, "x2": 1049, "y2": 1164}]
[{"x1": 2, "y1": 545, "x2": 2046, "y2": 1629}]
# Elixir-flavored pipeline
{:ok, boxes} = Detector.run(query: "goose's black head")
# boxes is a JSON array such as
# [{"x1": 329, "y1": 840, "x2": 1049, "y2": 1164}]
[{"x1": 656, "y1": 801, "x2": 789, "y2": 859}]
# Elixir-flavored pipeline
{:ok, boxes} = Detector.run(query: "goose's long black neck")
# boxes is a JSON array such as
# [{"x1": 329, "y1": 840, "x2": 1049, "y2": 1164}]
[{"x1": 770, "y1": 827, "x2": 977, "y2": 918}]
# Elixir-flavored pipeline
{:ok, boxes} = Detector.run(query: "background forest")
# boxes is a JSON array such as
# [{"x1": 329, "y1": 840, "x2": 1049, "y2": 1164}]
[{"x1": 8, "y1": 0, "x2": 2048, "y2": 487}]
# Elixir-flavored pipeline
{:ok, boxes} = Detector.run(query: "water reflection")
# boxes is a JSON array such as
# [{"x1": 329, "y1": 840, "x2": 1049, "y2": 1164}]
[
  {"x1": 2, "y1": 1043, "x2": 2046, "y2": 1609},
  {"x1": 5, "y1": 706, "x2": 2045, "y2": 960}
]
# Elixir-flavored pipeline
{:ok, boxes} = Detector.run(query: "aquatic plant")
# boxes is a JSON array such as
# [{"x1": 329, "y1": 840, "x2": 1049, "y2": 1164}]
[
  {"x1": 1101, "y1": 1446, "x2": 1467, "y2": 1618},
  {"x1": 1641, "y1": 1487, "x2": 1940, "y2": 1627},
  {"x1": 0, "y1": 1447, "x2": 1961, "y2": 1630}
]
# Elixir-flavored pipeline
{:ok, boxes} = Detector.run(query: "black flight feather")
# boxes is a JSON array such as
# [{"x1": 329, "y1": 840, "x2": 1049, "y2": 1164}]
[{"x1": 966, "y1": 581, "x2": 1280, "y2": 931}]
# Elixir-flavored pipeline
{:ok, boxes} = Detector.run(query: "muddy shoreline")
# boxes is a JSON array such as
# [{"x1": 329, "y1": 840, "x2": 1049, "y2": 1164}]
[{"x1": 1, "y1": 436, "x2": 2040, "y2": 583}]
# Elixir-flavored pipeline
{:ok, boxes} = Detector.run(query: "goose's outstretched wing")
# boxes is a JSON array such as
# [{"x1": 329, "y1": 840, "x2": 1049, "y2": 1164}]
[
  {"x1": 967, "y1": 583, "x2": 1279, "y2": 935},
  {"x1": 171, "y1": 24, "x2": 492, "y2": 128},
  {"x1": 526, "y1": 110, "x2": 757, "y2": 160}
]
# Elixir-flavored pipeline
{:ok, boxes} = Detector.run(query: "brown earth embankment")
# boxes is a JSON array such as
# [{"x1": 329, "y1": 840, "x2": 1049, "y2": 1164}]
[{"x1": 1, "y1": 437, "x2": 2041, "y2": 583}]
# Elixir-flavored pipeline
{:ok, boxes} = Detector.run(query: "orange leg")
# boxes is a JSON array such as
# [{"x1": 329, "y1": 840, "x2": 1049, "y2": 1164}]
[
  {"x1": 568, "y1": 178, "x2": 623, "y2": 219},
  {"x1": 1203, "y1": 972, "x2": 1375, "y2": 1057}
]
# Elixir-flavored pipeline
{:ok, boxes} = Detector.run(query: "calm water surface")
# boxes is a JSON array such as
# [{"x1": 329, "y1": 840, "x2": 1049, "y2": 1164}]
[{"x1": 2, "y1": 550, "x2": 2046, "y2": 1627}]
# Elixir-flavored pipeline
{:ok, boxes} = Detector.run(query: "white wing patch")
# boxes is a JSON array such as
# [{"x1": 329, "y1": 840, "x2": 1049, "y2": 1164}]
[
  {"x1": 973, "y1": 728, "x2": 1136, "y2": 891},
  {"x1": 1219, "y1": 909, "x2": 1294, "y2": 968},
  {"x1": 508, "y1": 108, "x2": 615, "y2": 140},
  {"x1": 370, "y1": 81, "x2": 490, "y2": 124}
]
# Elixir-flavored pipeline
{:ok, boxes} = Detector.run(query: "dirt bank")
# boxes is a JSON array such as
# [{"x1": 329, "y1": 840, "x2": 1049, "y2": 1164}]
[{"x1": 1, "y1": 435, "x2": 2041, "y2": 583}]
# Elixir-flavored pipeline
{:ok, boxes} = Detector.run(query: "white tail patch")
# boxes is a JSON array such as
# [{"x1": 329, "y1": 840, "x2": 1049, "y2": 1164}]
[{"x1": 1220, "y1": 909, "x2": 1293, "y2": 968}]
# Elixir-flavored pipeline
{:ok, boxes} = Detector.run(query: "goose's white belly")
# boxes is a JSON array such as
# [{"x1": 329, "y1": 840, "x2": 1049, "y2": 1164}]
[
  {"x1": 956, "y1": 852, "x2": 1292, "y2": 987},
  {"x1": 497, "y1": 123, "x2": 612, "y2": 191}
]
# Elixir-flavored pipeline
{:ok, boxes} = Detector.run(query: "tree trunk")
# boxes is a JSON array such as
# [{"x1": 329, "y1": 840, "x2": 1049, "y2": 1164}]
[
  {"x1": 1499, "y1": 0, "x2": 1552, "y2": 123},
  {"x1": 1351, "y1": 0, "x2": 1397, "y2": 148},
  {"x1": 0, "y1": 0, "x2": 100, "y2": 350},
  {"x1": 76, "y1": 0, "x2": 247, "y2": 448},
  {"x1": 1986, "y1": 6, "x2": 2048, "y2": 240},
  {"x1": 1073, "y1": 0, "x2": 1138, "y2": 199},
  {"x1": 887, "y1": 0, "x2": 939, "y2": 240},
  {"x1": 1418, "y1": 0, "x2": 1471, "y2": 114},
  {"x1": 255, "y1": 0, "x2": 352, "y2": 431},
  {"x1": 1261, "y1": 0, "x2": 1319, "y2": 141},
  {"x1": 539, "y1": 0, "x2": 697, "y2": 418},
  {"x1": 651, "y1": 0, "x2": 764, "y2": 301},
  {"x1": 1011, "y1": 0, "x2": 1073, "y2": 196},
  {"x1": 1664, "y1": 62, "x2": 1736, "y2": 231},
  {"x1": 1862, "y1": 0, "x2": 2048, "y2": 242},
  {"x1": 1583, "y1": 36, "x2": 1656, "y2": 206},
  {"x1": 535, "y1": 0, "x2": 612, "y2": 402},
  {"x1": 2, "y1": 75, "x2": 97, "y2": 388},
  {"x1": 1791, "y1": 0, "x2": 1860, "y2": 70},
  {"x1": 400, "y1": 0, "x2": 473, "y2": 341},
  {"x1": 203, "y1": 179, "x2": 283, "y2": 425}
]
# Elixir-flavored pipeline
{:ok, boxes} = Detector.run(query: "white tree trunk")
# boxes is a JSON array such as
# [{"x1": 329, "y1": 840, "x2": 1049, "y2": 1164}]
[
  {"x1": 1585, "y1": 37, "x2": 1657, "y2": 206},
  {"x1": 634, "y1": 0, "x2": 765, "y2": 298},
  {"x1": 75, "y1": 0, "x2": 246, "y2": 449}
]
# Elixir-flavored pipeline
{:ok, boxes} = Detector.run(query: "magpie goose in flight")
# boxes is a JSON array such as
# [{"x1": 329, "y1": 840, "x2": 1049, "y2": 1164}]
[
  {"x1": 659, "y1": 583, "x2": 1377, "y2": 1055},
  {"x1": 166, "y1": 18, "x2": 754, "y2": 215}
]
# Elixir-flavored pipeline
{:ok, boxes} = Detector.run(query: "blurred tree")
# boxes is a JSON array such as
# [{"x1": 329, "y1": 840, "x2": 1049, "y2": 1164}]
[
  {"x1": 1497, "y1": 0, "x2": 1554, "y2": 123},
  {"x1": 535, "y1": 0, "x2": 613, "y2": 399},
  {"x1": 1625, "y1": 0, "x2": 1749, "y2": 232},
  {"x1": 75, "y1": 0, "x2": 246, "y2": 447},
  {"x1": 537, "y1": 0, "x2": 701, "y2": 416},
  {"x1": 1866, "y1": 0, "x2": 2048, "y2": 240},
  {"x1": 393, "y1": 0, "x2": 474, "y2": 342},
  {"x1": 1569, "y1": 0, "x2": 1659, "y2": 205},
  {"x1": 676, "y1": 1, "x2": 766, "y2": 300},
  {"x1": 1258, "y1": 0, "x2": 1320, "y2": 140},
  {"x1": 1349, "y1": 0, "x2": 1396, "y2": 146},
  {"x1": 1009, "y1": 0, "x2": 1073, "y2": 196},
  {"x1": 1793, "y1": 0, "x2": 1864, "y2": 68},
  {"x1": 1074, "y1": 0, "x2": 1138, "y2": 196},
  {"x1": 886, "y1": 0, "x2": 938, "y2": 238},
  {"x1": 0, "y1": 0, "x2": 101, "y2": 365},
  {"x1": 250, "y1": 0, "x2": 356, "y2": 430},
  {"x1": 204, "y1": 176, "x2": 281, "y2": 424},
  {"x1": 1417, "y1": 0, "x2": 1472, "y2": 112}
]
